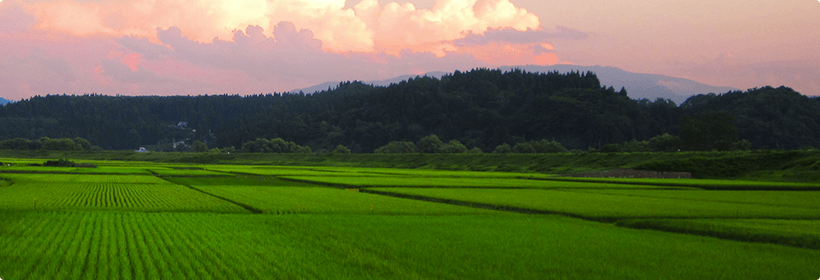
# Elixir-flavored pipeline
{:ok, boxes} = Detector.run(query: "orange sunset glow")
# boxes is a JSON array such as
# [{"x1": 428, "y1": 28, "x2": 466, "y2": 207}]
[{"x1": 0, "y1": 0, "x2": 818, "y2": 100}]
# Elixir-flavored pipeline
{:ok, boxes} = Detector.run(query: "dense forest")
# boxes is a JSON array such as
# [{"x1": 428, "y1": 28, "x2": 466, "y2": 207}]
[{"x1": 0, "y1": 68, "x2": 818, "y2": 152}]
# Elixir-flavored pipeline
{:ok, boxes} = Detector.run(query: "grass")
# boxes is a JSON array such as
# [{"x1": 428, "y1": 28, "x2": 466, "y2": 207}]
[
  {"x1": 0, "y1": 211, "x2": 818, "y2": 280},
  {"x1": 366, "y1": 188, "x2": 820, "y2": 221},
  {"x1": 617, "y1": 219, "x2": 820, "y2": 250}
]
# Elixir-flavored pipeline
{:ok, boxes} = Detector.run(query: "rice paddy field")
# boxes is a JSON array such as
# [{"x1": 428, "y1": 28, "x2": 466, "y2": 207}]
[{"x1": 1, "y1": 158, "x2": 819, "y2": 279}]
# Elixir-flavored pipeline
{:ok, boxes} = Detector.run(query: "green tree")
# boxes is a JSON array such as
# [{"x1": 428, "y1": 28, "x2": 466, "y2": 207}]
[
  {"x1": 494, "y1": 143, "x2": 512, "y2": 154},
  {"x1": 126, "y1": 129, "x2": 141, "y2": 149},
  {"x1": 416, "y1": 135, "x2": 444, "y2": 153},
  {"x1": 331, "y1": 144, "x2": 352, "y2": 154},
  {"x1": 440, "y1": 140, "x2": 468, "y2": 153},
  {"x1": 648, "y1": 133, "x2": 682, "y2": 152},
  {"x1": 513, "y1": 142, "x2": 536, "y2": 153},
  {"x1": 374, "y1": 141, "x2": 417, "y2": 154},
  {"x1": 193, "y1": 140, "x2": 208, "y2": 152},
  {"x1": 680, "y1": 113, "x2": 738, "y2": 151}
]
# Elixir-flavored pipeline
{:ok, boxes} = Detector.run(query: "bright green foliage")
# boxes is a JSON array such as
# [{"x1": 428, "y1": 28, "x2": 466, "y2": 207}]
[
  {"x1": 0, "y1": 165, "x2": 153, "y2": 174},
  {"x1": 0, "y1": 173, "x2": 169, "y2": 184},
  {"x1": 205, "y1": 166, "x2": 386, "y2": 177},
  {"x1": 280, "y1": 176, "x2": 676, "y2": 189},
  {"x1": 368, "y1": 188, "x2": 820, "y2": 220},
  {"x1": 563, "y1": 189, "x2": 820, "y2": 209},
  {"x1": 192, "y1": 186, "x2": 498, "y2": 214},
  {"x1": 147, "y1": 167, "x2": 231, "y2": 176},
  {"x1": 549, "y1": 177, "x2": 820, "y2": 189},
  {"x1": 617, "y1": 219, "x2": 820, "y2": 250},
  {"x1": 163, "y1": 175, "x2": 319, "y2": 187},
  {"x1": 0, "y1": 212, "x2": 817, "y2": 280},
  {"x1": 0, "y1": 176, "x2": 246, "y2": 212}
]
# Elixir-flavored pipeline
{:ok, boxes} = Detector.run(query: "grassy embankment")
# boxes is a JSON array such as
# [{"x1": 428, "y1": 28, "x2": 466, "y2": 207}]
[{"x1": 3, "y1": 149, "x2": 820, "y2": 181}]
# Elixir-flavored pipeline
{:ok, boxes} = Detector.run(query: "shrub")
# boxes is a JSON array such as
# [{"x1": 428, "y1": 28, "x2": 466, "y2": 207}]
[
  {"x1": 513, "y1": 142, "x2": 536, "y2": 153},
  {"x1": 332, "y1": 145, "x2": 352, "y2": 154},
  {"x1": 531, "y1": 140, "x2": 569, "y2": 153},
  {"x1": 375, "y1": 141, "x2": 417, "y2": 154},
  {"x1": 440, "y1": 140, "x2": 468, "y2": 153},
  {"x1": 416, "y1": 135, "x2": 444, "y2": 153},
  {"x1": 494, "y1": 143, "x2": 512, "y2": 154}
]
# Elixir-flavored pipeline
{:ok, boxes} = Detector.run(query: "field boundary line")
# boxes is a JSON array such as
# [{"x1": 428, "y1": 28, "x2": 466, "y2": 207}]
[
  {"x1": 526, "y1": 177, "x2": 820, "y2": 191},
  {"x1": 615, "y1": 219, "x2": 820, "y2": 251},
  {"x1": 275, "y1": 175, "x2": 689, "y2": 190},
  {"x1": 550, "y1": 189, "x2": 820, "y2": 209},
  {"x1": 0, "y1": 170, "x2": 151, "y2": 176},
  {"x1": 359, "y1": 189, "x2": 613, "y2": 222},
  {"x1": 154, "y1": 176, "x2": 263, "y2": 214}
]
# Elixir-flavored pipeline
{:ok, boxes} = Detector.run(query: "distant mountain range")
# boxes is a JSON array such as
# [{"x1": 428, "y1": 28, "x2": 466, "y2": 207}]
[
  {"x1": 291, "y1": 65, "x2": 738, "y2": 104},
  {"x1": 0, "y1": 97, "x2": 11, "y2": 105}
]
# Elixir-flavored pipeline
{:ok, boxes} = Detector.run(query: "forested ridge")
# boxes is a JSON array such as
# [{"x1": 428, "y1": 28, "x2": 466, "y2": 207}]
[{"x1": 0, "y1": 68, "x2": 817, "y2": 152}]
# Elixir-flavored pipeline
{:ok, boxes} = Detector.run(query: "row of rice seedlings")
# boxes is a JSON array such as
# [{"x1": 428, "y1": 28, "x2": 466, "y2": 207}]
[
  {"x1": 0, "y1": 182, "x2": 247, "y2": 212},
  {"x1": 0, "y1": 173, "x2": 168, "y2": 184},
  {"x1": 306, "y1": 166, "x2": 554, "y2": 178},
  {"x1": 548, "y1": 177, "x2": 820, "y2": 189},
  {"x1": 559, "y1": 189, "x2": 820, "y2": 209},
  {"x1": 280, "y1": 176, "x2": 684, "y2": 189},
  {"x1": 192, "y1": 185, "x2": 500, "y2": 215},
  {"x1": 366, "y1": 188, "x2": 820, "y2": 221},
  {"x1": 616, "y1": 219, "x2": 820, "y2": 250},
  {"x1": 147, "y1": 167, "x2": 233, "y2": 176},
  {"x1": 162, "y1": 175, "x2": 319, "y2": 187},
  {"x1": 2, "y1": 212, "x2": 819, "y2": 279},
  {"x1": 206, "y1": 166, "x2": 385, "y2": 177},
  {"x1": 208, "y1": 165, "x2": 554, "y2": 179}
]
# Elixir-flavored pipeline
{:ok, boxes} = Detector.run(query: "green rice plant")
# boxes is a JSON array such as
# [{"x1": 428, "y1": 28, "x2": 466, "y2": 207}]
[
  {"x1": 191, "y1": 185, "x2": 500, "y2": 215},
  {"x1": 547, "y1": 177, "x2": 820, "y2": 190},
  {"x1": 147, "y1": 167, "x2": 232, "y2": 176},
  {"x1": 295, "y1": 166, "x2": 555, "y2": 178},
  {"x1": 0, "y1": 181, "x2": 247, "y2": 212},
  {"x1": 162, "y1": 175, "x2": 321, "y2": 187},
  {"x1": 366, "y1": 188, "x2": 820, "y2": 221},
  {"x1": 0, "y1": 211, "x2": 818, "y2": 280},
  {"x1": 560, "y1": 189, "x2": 820, "y2": 209},
  {"x1": 616, "y1": 219, "x2": 820, "y2": 250},
  {"x1": 0, "y1": 173, "x2": 170, "y2": 184},
  {"x1": 0, "y1": 165, "x2": 154, "y2": 174},
  {"x1": 281, "y1": 176, "x2": 684, "y2": 189}
]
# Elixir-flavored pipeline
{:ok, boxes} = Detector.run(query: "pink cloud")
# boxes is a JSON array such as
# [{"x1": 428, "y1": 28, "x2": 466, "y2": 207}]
[
  {"x1": 0, "y1": 0, "x2": 552, "y2": 100},
  {"x1": 454, "y1": 26, "x2": 588, "y2": 46}
]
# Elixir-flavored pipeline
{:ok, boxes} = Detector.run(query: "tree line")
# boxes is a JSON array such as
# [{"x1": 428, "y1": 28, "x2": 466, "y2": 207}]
[{"x1": 0, "y1": 68, "x2": 818, "y2": 152}]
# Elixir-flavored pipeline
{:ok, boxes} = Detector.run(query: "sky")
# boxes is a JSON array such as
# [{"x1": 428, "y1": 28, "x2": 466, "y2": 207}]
[{"x1": 0, "y1": 0, "x2": 818, "y2": 100}]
